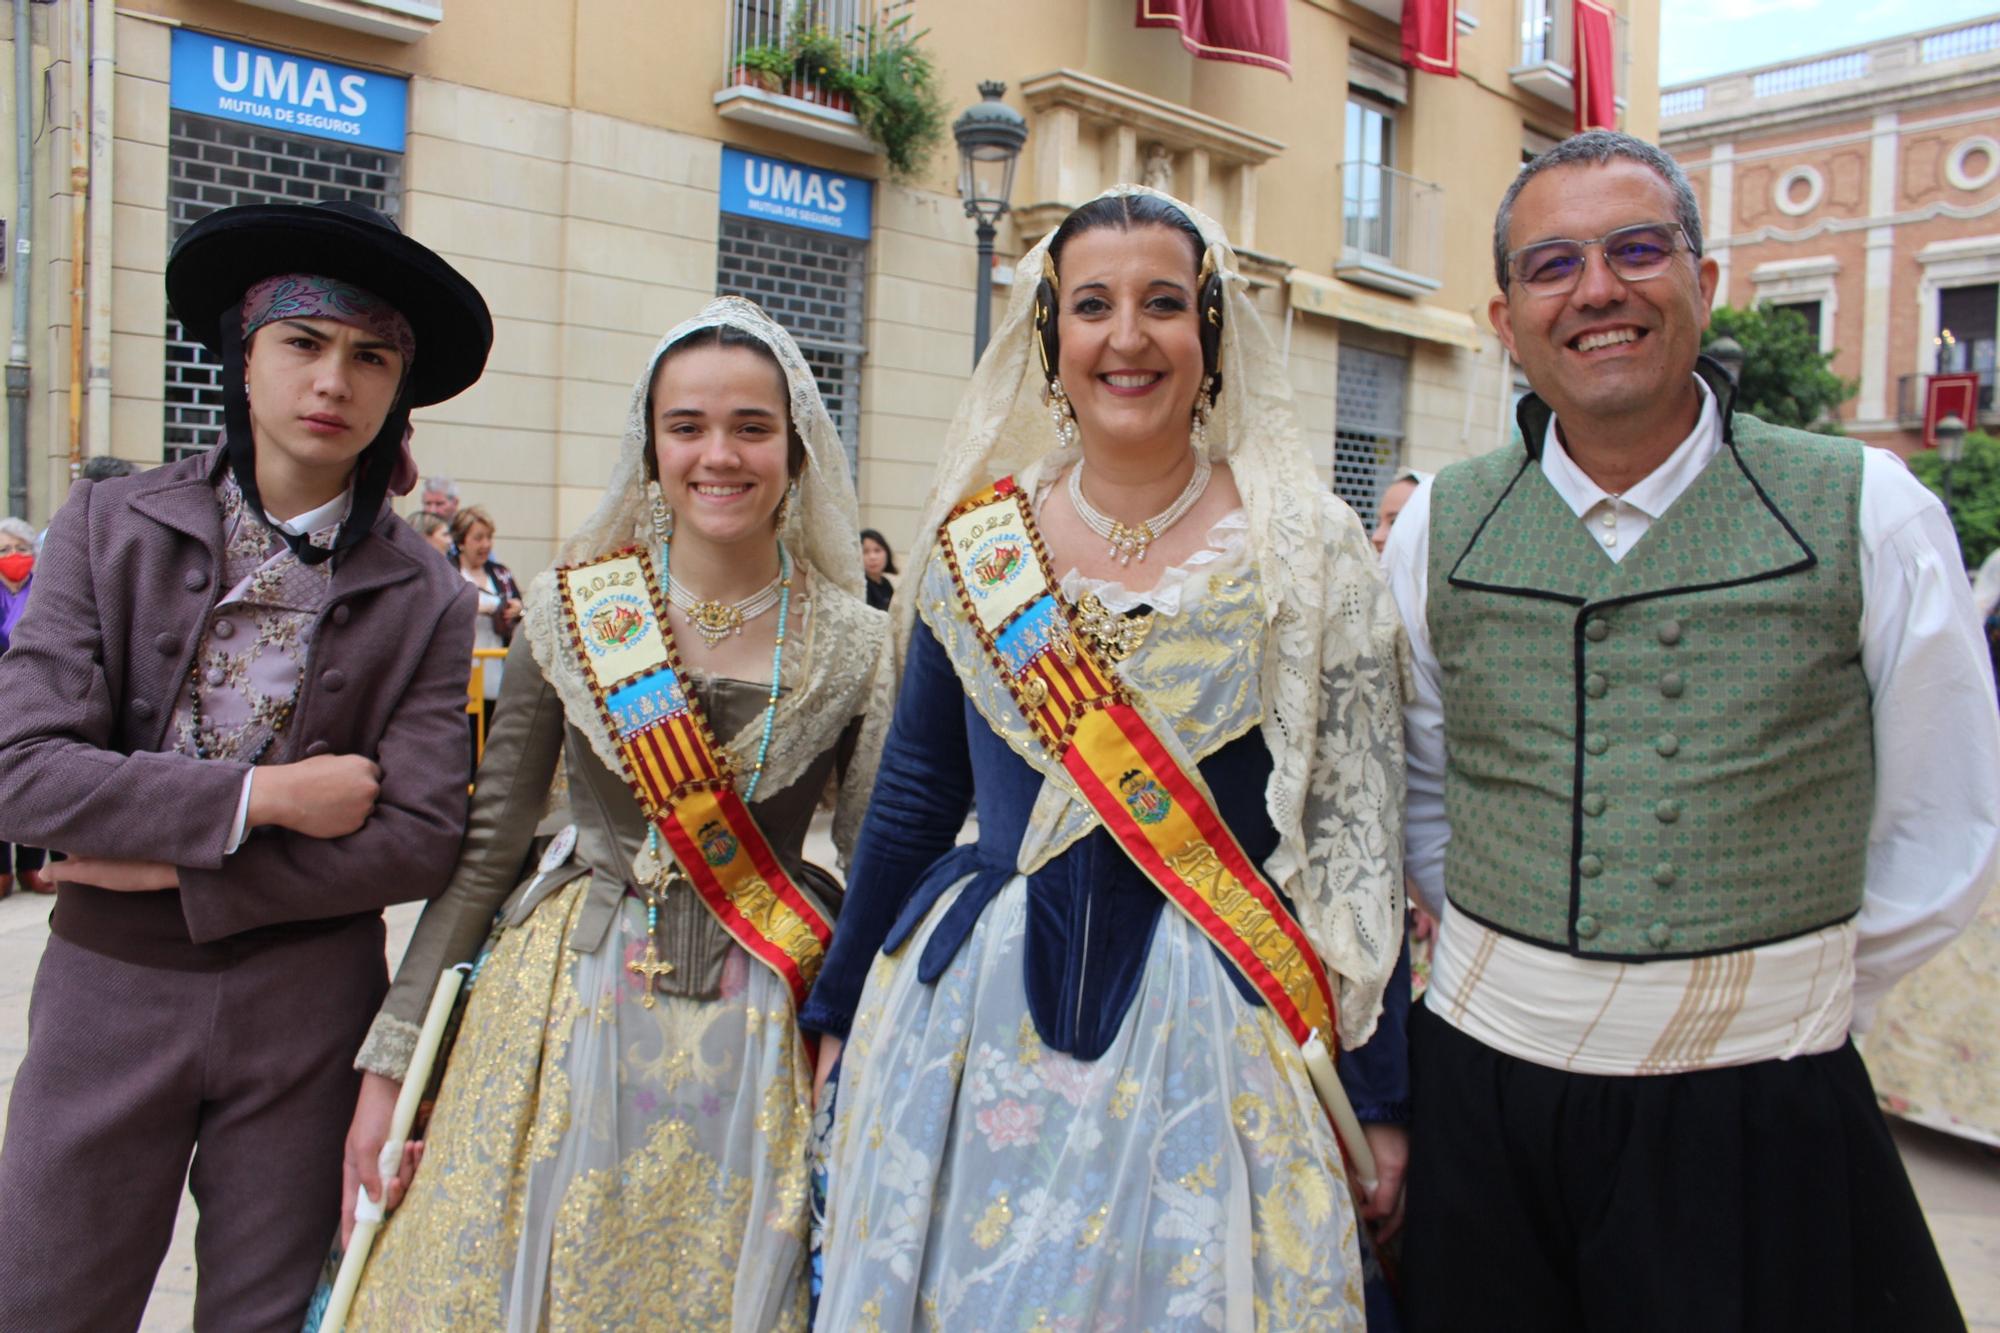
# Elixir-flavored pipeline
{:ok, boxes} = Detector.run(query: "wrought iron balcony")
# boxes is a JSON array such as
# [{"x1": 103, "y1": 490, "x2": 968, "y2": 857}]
[
  {"x1": 1336, "y1": 161, "x2": 1444, "y2": 298},
  {"x1": 714, "y1": 0, "x2": 884, "y2": 154},
  {"x1": 1897, "y1": 370, "x2": 1997, "y2": 428}
]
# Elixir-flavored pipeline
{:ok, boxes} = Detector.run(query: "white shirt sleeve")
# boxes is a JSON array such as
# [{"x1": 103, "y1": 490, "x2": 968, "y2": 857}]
[
  {"x1": 224, "y1": 770, "x2": 255, "y2": 855},
  {"x1": 1383, "y1": 479, "x2": 1448, "y2": 915},
  {"x1": 1852, "y1": 448, "x2": 2000, "y2": 1028}
]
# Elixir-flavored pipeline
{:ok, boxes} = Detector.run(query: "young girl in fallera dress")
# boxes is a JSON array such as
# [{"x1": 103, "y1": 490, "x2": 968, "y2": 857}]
[{"x1": 337, "y1": 298, "x2": 890, "y2": 1331}]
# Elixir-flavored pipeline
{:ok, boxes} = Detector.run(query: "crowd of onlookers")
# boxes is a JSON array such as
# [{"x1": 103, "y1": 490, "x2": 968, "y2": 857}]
[{"x1": 413, "y1": 476, "x2": 521, "y2": 767}]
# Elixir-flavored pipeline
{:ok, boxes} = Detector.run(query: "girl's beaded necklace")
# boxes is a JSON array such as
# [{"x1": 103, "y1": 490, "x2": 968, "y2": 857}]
[{"x1": 637, "y1": 540, "x2": 792, "y2": 955}]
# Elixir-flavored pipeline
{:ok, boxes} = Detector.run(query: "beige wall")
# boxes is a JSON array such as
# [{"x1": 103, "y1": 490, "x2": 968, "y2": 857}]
[{"x1": 4, "y1": 0, "x2": 1662, "y2": 572}]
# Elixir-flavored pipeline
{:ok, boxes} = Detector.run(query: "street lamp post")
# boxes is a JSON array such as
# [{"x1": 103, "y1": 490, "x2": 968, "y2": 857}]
[
  {"x1": 952, "y1": 81, "x2": 1028, "y2": 369},
  {"x1": 1705, "y1": 335, "x2": 1745, "y2": 385},
  {"x1": 1937, "y1": 412, "x2": 1968, "y2": 520}
]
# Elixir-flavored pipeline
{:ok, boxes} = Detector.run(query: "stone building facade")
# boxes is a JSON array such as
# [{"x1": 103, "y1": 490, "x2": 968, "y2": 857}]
[
  {"x1": 2, "y1": 0, "x2": 1660, "y2": 579},
  {"x1": 1663, "y1": 15, "x2": 2000, "y2": 454}
]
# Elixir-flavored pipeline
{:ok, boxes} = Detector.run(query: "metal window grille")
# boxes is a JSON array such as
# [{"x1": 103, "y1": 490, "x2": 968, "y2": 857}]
[
  {"x1": 163, "y1": 112, "x2": 403, "y2": 461},
  {"x1": 716, "y1": 215, "x2": 867, "y2": 476},
  {"x1": 1333, "y1": 344, "x2": 1407, "y2": 524}
]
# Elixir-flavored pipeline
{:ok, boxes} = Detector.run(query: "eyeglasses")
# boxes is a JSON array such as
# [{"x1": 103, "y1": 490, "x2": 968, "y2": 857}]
[{"x1": 1505, "y1": 222, "x2": 1692, "y2": 294}]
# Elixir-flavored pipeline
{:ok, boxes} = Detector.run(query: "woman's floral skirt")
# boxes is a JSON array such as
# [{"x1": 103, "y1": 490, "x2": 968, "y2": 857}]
[
  {"x1": 817, "y1": 874, "x2": 1365, "y2": 1332},
  {"x1": 347, "y1": 876, "x2": 811, "y2": 1332}
]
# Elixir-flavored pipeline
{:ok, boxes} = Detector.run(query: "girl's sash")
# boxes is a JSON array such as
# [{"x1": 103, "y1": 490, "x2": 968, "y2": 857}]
[
  {"x1": 555, "y1": 547, "x2": 832, "y2": 1014},
  {"x1": 938, "y1": 478, "x2": 1377, "y2": 1186}
]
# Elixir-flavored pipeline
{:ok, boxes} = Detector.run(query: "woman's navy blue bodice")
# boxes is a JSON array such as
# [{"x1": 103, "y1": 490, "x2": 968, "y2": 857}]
[{"x1": 800, "y1": 622, "x2": 1409, "y2": 1120}]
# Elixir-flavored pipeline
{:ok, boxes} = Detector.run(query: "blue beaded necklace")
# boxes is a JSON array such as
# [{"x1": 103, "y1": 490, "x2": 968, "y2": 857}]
[{"x1": 639, "y1": 540, "x2": 791, "y2": 942}]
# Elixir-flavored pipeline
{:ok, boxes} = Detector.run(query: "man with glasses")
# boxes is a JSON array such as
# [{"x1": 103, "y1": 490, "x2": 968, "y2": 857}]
[{"x1": 1383, "y1": 129, "x2": 1994, "y2": 1330}]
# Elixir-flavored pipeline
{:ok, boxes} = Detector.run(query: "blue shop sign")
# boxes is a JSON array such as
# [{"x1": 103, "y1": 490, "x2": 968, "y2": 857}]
[
  {"x1": 170, "y1": 30, "x2": 408, "y2": 154},
  {"x1": 720, "y1": 148, "x2": 872, "y2": 241}
]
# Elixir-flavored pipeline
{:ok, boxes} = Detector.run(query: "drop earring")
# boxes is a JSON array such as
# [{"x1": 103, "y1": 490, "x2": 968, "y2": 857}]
[
  {"x1": 1048, "y1": 378, "x2": 1080, "y2": 451},
  {"x1": 1190, "y1": 377, "x2": 1216, "y2": 455},
  {"x1": 774, "y1": 481, "x2": 797, "y2": 530},
  {"x1": 649, "y1": 480, "x2": 674, "y2": 545}
]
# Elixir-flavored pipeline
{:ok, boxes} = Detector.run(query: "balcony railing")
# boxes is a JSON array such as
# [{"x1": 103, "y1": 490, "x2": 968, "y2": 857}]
[
  {"x1": 722, "y1": 1, "x2": 877, "y2": 112},
  {"x1": 1897, "y1": 370, "x2": 1998, "y2": 427},
  {"x1": 1513, "y1": 0, "x2": 1629, "y2": 113},
  {"x1": 1922, "y1": 18, "x2": 2000, "y2": 63},
  {"x1": 1751, "y1": 51, "x2": 1868, "y2": 98},
  {"x1": 1336, "y1": 161, "x2": 1444, "y2": 298}
]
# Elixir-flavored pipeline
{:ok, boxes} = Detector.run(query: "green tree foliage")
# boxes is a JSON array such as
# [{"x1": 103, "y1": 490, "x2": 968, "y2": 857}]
[
  {"x1": 1908, "y1": 430, "x2": 2000, "y2": 570},
  {"x1": 1702, "y1": 303, "x2": 1856, "y2": 432}
]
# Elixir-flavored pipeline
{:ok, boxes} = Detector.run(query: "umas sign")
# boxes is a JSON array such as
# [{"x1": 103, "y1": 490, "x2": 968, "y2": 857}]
[
  {"x1": 720, "y1": 148, "x2": 873, "y2": 241},
  {"x1": 170, "y1": 31, "x2": 408, "y2": 154}
]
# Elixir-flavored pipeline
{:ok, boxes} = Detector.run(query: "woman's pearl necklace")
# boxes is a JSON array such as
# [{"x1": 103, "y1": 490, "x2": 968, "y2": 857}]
[{"x1": 1066, "y1": 452, "x2": 1213, "y2": 565}]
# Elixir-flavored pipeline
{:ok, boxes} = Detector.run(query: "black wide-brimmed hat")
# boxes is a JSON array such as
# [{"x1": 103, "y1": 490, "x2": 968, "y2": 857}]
[{"x1": 166, "y1": 199, "x2": 492, "y2": 406}]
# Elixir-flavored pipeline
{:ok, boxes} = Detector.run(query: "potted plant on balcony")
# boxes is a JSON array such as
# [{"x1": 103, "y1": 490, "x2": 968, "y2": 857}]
[
  {"x1": 787, "y1": 15, "x2": 853, "y2": 112},
  {"x1": 844, "y1": 6, "x2": 946, "y2": 181},
  {"x1": 732, "y1": 42, "x2": 790, "y2": 94}
]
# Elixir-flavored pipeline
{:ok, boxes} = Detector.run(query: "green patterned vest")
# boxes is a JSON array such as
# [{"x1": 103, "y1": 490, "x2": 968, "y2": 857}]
[{"x1": 1427, "y1": 397, "x2": 1873, "y2": 958}]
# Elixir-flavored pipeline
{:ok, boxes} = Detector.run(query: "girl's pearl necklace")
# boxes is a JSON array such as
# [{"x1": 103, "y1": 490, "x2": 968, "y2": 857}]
[
  {"x1": 1067, "y1": 452, "x2": 1213, "y2": 565},
  {"x1": 665, "y1": 563, "x2": 786, "y2": 650}
]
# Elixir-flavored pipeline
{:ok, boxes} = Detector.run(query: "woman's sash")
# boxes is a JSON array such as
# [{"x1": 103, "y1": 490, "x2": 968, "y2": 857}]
[
  {"x1": 554, "y1": 547, "x2": 832, "y2": 1014},
  {"x1": 937, "y1": 478, "x2": 1377, "y2": 1186}
]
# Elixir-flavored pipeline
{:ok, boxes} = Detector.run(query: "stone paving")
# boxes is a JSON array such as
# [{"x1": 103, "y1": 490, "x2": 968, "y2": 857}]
[{"x1": 1, "y1": 878, "x2": 1994, "y2": 1331}]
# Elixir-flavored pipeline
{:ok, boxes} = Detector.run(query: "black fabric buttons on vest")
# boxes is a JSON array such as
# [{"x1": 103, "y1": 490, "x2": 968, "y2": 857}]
[
  {"x1": 131, "y1": 699, "x2": 155, "y2": 721},
  {"x1": 154, "y1": 633, "x2": 178, "y2": 656},
  {"x1": 184, "y1": 569, "x2": 208, "y2": 592},
  {"x1": 1659, "y1": 672, "x2": 1685, "y2": 698},
  {"x1": 331, "y1": 604, "x2": 352, "y2": 627},
  {"x1": 305, "y1": 740, "x2": 331, "y2": 757},
  {"x1": 321, "y1": 670, "x2": 347, "y2": 693},
  {"x1": 1657, "y1": 619, "x2": 1683, "y2": 646},
  {"x1": 1584, "y1": 618, "x2": 1610, "y2": 642}
]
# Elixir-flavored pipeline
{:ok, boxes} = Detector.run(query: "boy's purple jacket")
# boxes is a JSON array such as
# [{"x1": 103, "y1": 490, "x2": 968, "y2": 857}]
[{"x1": 0, "y1": 450, "x2": 476, "y2": 946}]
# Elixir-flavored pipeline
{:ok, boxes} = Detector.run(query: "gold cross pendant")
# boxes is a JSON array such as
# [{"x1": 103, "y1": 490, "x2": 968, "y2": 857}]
[{"x1": 628, "y1": 937, "x2": 675, "y2": 1008}]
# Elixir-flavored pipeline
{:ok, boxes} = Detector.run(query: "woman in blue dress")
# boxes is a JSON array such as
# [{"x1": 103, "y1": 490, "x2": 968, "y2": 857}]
[{"x1": 804, "y1": 188, "x2": 1410, "y2": 1330}]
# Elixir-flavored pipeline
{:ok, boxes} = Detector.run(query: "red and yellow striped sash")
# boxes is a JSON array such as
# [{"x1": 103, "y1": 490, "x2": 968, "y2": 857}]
[{"x1": 556, "y1": 548, "x2": 831, "y2": 1013}]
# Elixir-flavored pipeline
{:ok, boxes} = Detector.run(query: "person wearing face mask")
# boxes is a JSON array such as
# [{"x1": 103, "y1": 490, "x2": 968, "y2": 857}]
[
  {"x1": 1384, "y1": 130, "x2": 1994, "y2": 1331},
  {"x1": 0, "y1": 199, "x2": 492, "y2": 1332},
  {"x1": 0, "y1": 517, "x2": 52, "y2": 899},
  {"x1": 804, "y1": 188, "x2": 1409, "y2": 1331},
  {"x1": 333, "y1": 297, "x2": 890, "y2": 1331}
]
